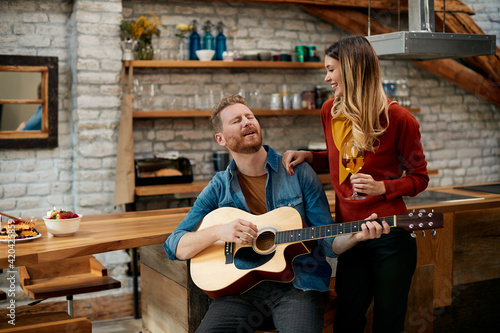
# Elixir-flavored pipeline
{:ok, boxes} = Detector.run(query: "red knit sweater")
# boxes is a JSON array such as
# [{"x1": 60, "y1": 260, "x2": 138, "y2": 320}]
[{"x1": 311, "y1": 99, "x2": 429, "y2": 223}]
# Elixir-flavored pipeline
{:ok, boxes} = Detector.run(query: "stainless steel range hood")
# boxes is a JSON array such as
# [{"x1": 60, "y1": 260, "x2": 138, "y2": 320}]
[{"x1": 366, "y1": 0, "x2": 496, "y2": 61}]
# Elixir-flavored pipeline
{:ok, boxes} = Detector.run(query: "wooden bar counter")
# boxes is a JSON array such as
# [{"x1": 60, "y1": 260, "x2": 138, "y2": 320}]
[
  {"x1": 1, "y1": 183, "x2": 498, "y2": 332},
  {"x1": 0, "y1": 207, "x2": 189, "y2": 269},
  {"x1": 138, "y1": 183, "x2": 500, "y2": 333}
]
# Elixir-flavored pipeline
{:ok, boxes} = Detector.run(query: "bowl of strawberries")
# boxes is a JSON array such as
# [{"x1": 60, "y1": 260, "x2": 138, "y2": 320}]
[{"x1": 43, "y1": 208, "x2": 82, "y2": 236}]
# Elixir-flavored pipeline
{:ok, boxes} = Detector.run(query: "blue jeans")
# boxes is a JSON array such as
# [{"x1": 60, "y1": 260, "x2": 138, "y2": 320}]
[{"x1": 196, "y1": 281, "x2": 327, "y2": 333}]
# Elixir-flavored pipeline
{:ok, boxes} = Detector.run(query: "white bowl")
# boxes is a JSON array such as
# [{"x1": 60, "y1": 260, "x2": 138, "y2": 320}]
[
  {"x1": 42, "y1": 214, "x2": 82, "y2": 236},
  {"x1": 196, "y1": 49, "x2": 215, "y2": 61}
]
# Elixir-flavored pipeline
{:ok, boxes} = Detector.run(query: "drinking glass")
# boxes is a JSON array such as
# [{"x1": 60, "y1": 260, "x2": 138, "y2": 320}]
[
  {"x1": 143, "y1": 84, "x2": 157, "y2": 110},
  {"x1": 132, "y1": 79, "x2": 143, "y2": 109},
  {"x1": 341, "y1": 140, "x2": 366, "y2": 200}
]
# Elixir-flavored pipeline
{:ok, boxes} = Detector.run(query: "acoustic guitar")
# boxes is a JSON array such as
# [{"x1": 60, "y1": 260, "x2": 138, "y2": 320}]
[{"x1": 190, "y1": 207, "x2": 444, "y2": 298}]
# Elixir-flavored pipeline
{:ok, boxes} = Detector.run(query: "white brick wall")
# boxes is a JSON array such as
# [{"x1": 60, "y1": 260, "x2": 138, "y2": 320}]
[{"x1": 0, "y1": 0, "x2": 498, "y2": 216}]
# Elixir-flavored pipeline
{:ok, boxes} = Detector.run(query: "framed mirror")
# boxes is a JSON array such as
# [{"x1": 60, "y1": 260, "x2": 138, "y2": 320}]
[{"x1": 0, "y1": 55, "x2": 58, "y2": 149}]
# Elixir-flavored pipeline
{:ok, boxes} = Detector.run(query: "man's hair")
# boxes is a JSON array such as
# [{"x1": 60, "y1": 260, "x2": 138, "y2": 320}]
[{"x1": 210, "y1": 94, "x2": 248, "y2": 133}]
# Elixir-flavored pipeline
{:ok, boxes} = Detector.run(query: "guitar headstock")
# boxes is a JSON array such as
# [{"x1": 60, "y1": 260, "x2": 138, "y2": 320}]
[{"x1": 397, "y1": 210, "x2": 444, "y2": 232}]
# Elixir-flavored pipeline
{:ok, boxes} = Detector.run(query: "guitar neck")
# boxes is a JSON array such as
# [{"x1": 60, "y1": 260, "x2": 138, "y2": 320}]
[{"x1": 274, "y1": 216, "x2": 396, "y2": 245}]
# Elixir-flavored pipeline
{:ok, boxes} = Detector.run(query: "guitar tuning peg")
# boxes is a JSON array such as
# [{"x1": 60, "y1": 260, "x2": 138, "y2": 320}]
[
  {"x1": 422, "y1": 230, "x2": 426, "y2": 237},
  {"x1": 411, "y1": 231, "x2": 417, "y2": 238},
  {"x1": 431, "y1": 230, "x2": 437, "y2": 236}
]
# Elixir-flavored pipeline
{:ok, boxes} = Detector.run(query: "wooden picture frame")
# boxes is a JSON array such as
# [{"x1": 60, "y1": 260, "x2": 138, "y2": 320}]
[{"x1": 0, "y1": 55, "x2": 58, "y2": 149}]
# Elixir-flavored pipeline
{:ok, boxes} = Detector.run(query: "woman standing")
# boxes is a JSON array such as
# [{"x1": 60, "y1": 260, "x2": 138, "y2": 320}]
[{"x1": 282, "y1": 35, "x2": 429, "y2": 333}]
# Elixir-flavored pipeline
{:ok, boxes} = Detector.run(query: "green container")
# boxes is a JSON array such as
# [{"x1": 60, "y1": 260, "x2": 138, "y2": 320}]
[{"x1": 295, "y1": 45, "x2": 305, "y2": 62}]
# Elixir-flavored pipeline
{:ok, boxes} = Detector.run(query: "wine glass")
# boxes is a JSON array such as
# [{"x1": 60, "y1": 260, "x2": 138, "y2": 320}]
[{"x1": 341, "y1": 140, "x2": 366, "y2": 200}]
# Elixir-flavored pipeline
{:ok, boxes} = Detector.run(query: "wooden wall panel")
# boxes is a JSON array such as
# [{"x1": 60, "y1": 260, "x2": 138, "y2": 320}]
[
  {"x1": 141, "y1": 264, "x2": 188, "y2": 333},
  {"x1": 416, "y1": 212, "x2": 454, "y2": 308},
  {"x1": 405, "y1": 265, "x2": 434, "y2": 333},
  {"x1": 140, "y1": 244, "x2": 188, "y2": 287},
  {"x1": 453, "y1": 207, "x2": 500, "y2": 285}
]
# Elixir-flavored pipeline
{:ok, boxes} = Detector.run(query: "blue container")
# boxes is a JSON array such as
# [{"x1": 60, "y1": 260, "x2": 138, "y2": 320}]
[
  {"x1": 188, "y1": 20, "x2": 201, "y2": 60},
  {"x1": 189, "y1": 30, "x2": 201, "y2": 60},
  {"x1": 214, "y1": 22, "x2": 227, "y2": 61},
  {"x1": 202, "y1": 20, "x2": 215, "y2": 51}
]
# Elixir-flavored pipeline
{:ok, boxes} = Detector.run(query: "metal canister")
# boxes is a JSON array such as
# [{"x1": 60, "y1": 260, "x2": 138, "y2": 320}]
[
  {"x1": 295, "y1": 45, "x2": 305, "y2": 63},
  {"x1": 382, "y1": 79, "x2": 397, "y2": 99}
]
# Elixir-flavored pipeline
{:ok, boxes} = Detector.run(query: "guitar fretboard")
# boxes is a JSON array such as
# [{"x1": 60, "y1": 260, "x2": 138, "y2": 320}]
[{"x1": 275, "y1": 217, "x2": 396, "y2": 244}]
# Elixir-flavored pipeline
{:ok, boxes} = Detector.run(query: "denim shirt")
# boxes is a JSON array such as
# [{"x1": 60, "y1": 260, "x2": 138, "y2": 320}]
[{"x1": 164, "y1": 146, "x2": 337, "y2": 292}]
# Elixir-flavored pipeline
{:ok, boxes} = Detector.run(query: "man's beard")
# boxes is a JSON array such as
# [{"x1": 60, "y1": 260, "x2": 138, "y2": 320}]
[{"x1": 226, "y1": 129, "x2": 263, "y2": 154}]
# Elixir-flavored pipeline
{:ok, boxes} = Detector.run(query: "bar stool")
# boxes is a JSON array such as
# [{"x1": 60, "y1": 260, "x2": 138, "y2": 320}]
[
  {"x1": 0, "y1": 311, "x2": 91, "y2": 333},
  {"x1": 18, "y1": 255, "x2": 121, "y2": 317}
]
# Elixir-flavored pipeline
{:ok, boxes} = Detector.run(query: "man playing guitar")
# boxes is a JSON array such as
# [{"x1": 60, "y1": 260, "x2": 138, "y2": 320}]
[{"x1": 164, "y1": 94, "x2": 389, "y2": 333}]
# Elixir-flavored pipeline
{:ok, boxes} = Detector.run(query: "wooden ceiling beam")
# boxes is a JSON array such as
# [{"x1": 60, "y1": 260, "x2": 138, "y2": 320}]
[
  {"x1": 199, "y1": 0, "x2": 474, "y2": 14},
  {"x1": 301, "y1": 5, "x2": 500, "y2": 106},
  {"x1": 435, "y1": 11, "x2": 500, "y2": 96},
  {"x1": 195, "y1": 0, "x2": 397, "y2": 10}
]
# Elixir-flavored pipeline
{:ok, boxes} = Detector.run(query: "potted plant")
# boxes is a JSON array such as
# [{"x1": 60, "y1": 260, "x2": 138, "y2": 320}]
[{"x1": 121, "y1": 14, "x2": 163, "y2": 60}]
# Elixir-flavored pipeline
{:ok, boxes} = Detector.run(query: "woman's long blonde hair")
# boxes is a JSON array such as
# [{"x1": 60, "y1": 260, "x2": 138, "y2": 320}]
[{"x1": 326, "y1": 35, "x2": 389, "y2": 152}]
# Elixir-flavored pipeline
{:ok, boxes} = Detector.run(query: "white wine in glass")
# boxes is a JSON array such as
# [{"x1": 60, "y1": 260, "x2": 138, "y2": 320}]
[{"x1": 341, "y1": 140, "x2": 366, "y2": 200}]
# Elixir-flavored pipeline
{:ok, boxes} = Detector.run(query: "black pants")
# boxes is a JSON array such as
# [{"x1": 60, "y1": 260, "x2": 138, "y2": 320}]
[
  {"x1": 334, "y1": 228, "x2": 417, "y2": 333},
  {"x1": 196, "y1": 281, "x2": 327, "y2": 333}
]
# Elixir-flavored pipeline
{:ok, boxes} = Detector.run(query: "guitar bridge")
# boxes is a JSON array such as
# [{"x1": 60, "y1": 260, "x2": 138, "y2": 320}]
[{"x1": 225, "y1": 242, "x2": 234, "y2": 264}]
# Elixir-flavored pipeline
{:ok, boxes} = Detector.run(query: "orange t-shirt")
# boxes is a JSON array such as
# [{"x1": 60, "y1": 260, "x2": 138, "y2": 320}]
[{"x1": 237, "y1": 171, "x2": 267, "y2": 215}]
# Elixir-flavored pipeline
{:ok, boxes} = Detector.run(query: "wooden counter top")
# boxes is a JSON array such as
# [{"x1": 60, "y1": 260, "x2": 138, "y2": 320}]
[
  {"x1": 2, "y1": 183, "x2": 498, "y2": 270},
  {"x1": 325, "y1": 182, "x2": 500, "y2": 213}
]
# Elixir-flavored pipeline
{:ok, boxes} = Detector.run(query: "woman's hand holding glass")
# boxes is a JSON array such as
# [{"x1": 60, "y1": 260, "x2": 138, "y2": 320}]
[
  {"x1": 350, "y1": 173, "x2": 387, "y2": 196},
  {"x1": 341, "y1": 140, "x2": 366, "y2": 200}
]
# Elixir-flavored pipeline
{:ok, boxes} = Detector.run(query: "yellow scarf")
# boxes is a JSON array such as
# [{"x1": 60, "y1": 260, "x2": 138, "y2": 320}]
[{"x1": 331, "y1": 114, "x2": 352, "y2": 184}]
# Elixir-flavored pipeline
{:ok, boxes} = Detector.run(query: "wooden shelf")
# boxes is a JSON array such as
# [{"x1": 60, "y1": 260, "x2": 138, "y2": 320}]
[
  {"x1": 133, "y1": 108, "x2": 322, "y2": 118},
  {"x1": 133, "y1": 107, "x2": 418, "y2": 118},
  {"x1": 124, "y1": 60, "x2": 324, "y2": 69},
  {"x1": 135, "y1": 174, "x2": 332, "y2": 197},
  {"x1": 134, "y1": 170, "x2": 437, "y2": 197},
  {"x1": 135, "y1": 180, "x2": 210, "y2": 197}
]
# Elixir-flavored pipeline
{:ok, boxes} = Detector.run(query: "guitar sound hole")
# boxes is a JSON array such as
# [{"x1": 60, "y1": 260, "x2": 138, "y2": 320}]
[
  {"x1": 234, "y1": 247, "x2": 275, "y2": 270},
  {"x1": 255, "y1": 230, "x2": 276, "y2": 251}
]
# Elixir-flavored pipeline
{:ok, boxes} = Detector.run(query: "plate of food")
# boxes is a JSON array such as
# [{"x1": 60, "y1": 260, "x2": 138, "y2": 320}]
[
  {"x1": 0, "y1": 218, "x2": 41, "y2": 242},
  {"x1": 0, "y1": 232, "x2": 42, "y2": 243}
]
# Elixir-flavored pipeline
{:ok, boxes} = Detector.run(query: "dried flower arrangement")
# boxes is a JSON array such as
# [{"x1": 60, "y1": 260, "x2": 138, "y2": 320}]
[{"x1": 121, "y1": 14, "x2": 163, "y2": 60}]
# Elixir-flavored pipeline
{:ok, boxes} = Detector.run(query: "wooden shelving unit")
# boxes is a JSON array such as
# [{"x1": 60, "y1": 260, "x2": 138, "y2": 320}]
[
  {"x1": 123, "y1": 60, "x2": 420, "y2": 118},
  {"x1": 133, "y1": 107, "x2": 419, "y2": 118},
  {"x1": 126, "y1": 60, "x2": 422, "y2": 199},
  {"x1": 133, "y1": 108, "x2": 322, "y2": 118}
]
